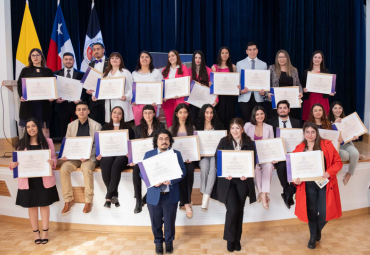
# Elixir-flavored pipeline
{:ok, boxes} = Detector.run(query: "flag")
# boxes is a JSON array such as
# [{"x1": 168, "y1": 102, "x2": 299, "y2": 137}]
[
  {"x1": 46, "y1": 3, "x2": 77, "y2": 72},
  {"x1": 15, "y1": 0, "x2": 42, "y2": 79},
  {"x1": 80, "y1": 1, "x2": 104, "y2": 71}
]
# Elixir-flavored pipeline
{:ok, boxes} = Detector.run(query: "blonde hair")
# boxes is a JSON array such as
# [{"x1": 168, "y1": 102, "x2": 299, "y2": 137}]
[{"x1": 274, "y1": 49, "x2": 296, "y2": 78}]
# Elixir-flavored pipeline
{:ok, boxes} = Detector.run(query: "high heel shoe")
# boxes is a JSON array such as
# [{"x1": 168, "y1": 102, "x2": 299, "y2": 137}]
[
  {"x1": 201, "y1": 194, "x2": 210, "y2": 211},
  {"x1": 185, "y1": 204, "x2": 193, "y2": 219},
  {"x1": 33, "y1": 229, "x2": 41, "y2": 244},
  {"x1": 257, "y1": 193, "x2": 262, "y2": 202},
  {"x1": 41, "y1": 229, "x2": 49, "y2": 244},
  {"x1": 261, "y1": 193, "x2": 269, "y2": 210}
]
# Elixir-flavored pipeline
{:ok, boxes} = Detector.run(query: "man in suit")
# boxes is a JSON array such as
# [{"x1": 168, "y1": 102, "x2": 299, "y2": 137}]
[
  {"x1": 54, "y1": 52, "x2": 86, "y2": 138},
  {"x1": 141, "y1": 129, "x2": 186, "y2": 254},
  {"x1": 237, "y1": 42, "x2": 268, "y2": 123},
  {"x1": 59, "y1": 101, "x2": 101, "y2": 215},
  {"x1": 87, "y1": 42, "x2": 109, "y2": 126},
  {"x1": 267, "y1": 100, "x2": 302, "y2": 209}
]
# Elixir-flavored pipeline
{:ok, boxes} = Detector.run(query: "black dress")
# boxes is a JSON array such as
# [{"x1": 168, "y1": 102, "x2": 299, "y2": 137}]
[{"x1": 16, "y1": 145, "x2": 59, "y2": 208}]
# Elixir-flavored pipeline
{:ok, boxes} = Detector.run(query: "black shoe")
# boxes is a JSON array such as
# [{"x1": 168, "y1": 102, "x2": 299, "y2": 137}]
[
  {"x1": 281, "y1": 193, "x2": 291, "y2": 209},
  {"x1": 104, "y1": 201, "x2": 111, "y2": 208},
  {"x1": 316, "y1": 229, "x2": 322, "y2": 241},
  {"x1": 165, "y1": 243, "x2": 174, "y2": 254},
  {"x1": 155, "y1": 243, "x2": 164, "y2": 254},
  {"x1": 287, "y1": 193, "x2": 295, "y2": 206},
  {"x1": 142, "y1": 194, "x2": 147, "y2": 206},
  {"x1": 308, "y1": 236, "x2": 316, "y2": 249},
  {"x1": 33, "y1": 229, "x2": 42, "y2": 244},
  {"x1": 227, "y1": 241, "x2": 235, "y2": 252},
  {"x1": 41, "y1": 229, "x2": 49, "y2": 244},
  {"x1": 234, "y1": 241, "x2": 241, "y2": 251},
  {"x1": 111, "y1": 196, "x2": 120, "y2": 207},
  {"x1": 134, "y1": 198, "x2": 142, "y2": 213}
]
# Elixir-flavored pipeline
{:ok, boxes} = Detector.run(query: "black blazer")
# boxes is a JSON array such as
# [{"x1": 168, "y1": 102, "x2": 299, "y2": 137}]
[
  {"x1": 134, "y1": 122, "x2": 165, "y2": 139},
  {"x1": 89, "y1": 57, "x2": 109, "y2": 73},
  {"x1": 101, "y1": 123, "x2": 135, "y2": 140},
  {"x1": 211, "y1": 137, "x2": 257, "y2": 205},
  {"x1": 17, "y1": 67, "x2": 54, "y2": 122},
  {"x1": 301, "y1": 68, "x2": 330, "y2": 100},
  {"x1": 267, "y1": 117, "x2": 302, "y2": 137}
]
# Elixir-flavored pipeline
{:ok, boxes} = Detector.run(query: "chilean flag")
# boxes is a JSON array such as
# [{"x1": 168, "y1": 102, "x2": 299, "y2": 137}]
[{"x1": 46, "y1": 4, "x2": 77, "y2": 72}]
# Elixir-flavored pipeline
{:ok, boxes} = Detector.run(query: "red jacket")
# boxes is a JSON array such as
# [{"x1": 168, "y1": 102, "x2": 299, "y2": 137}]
[
  {"x1": 293, "y1": 139, "x2": 343, "y2": 223},
  {"x1": 162, "y1": 64, "x2": 190, "y2": 79}
]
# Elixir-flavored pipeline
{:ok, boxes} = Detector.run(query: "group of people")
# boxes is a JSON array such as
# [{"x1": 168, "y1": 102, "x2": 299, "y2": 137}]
[{"x1": 9, "y1": 42, "x2": 365, "y2": 253}]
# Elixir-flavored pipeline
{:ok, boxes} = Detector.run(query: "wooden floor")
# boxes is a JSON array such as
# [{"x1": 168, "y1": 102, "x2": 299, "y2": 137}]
[{"x1": 0, "y1": 214, "x2": 370, "y2": 254}]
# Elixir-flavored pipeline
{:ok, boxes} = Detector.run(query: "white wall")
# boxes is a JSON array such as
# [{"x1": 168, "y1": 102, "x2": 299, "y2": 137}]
[{"x1": 365, "y1": 1, "x2": 370, "y2": 131}]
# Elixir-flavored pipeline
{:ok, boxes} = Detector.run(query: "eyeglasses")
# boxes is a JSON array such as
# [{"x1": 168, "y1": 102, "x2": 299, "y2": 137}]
[
  {"x1": 158, "y1": 137, "x2": 170, "y2": 141},
  {"x1": 31, "y1": 54, "x2": 41, "y2": 58}
]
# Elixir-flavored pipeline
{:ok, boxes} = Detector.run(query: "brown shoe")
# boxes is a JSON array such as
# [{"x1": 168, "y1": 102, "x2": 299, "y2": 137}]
[
  {"x1": 83, "y1": 203, "x2": 92, "y2": 213},
  {"x1": 61, "y1": 201, "x2": 75, "y2": 215}
]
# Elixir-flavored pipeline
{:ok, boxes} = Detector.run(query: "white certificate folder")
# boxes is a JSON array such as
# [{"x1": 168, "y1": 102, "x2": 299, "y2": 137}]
[
  {"x1": 216, "y1": 150, "x2": 255, "y2": 178},
  {"x1": 13, "y1": 150, "x2": 52, "y2": 178}
]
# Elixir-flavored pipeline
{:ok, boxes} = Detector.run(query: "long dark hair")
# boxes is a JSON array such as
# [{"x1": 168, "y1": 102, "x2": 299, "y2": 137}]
[
  {"x1": 191, "y1": 50, "x2": 209, "y2": 86},
  {"x1": 308, "y1": 103, "x2": 332, "y2": 130},
  {"x1": 162, "y1": 50, "x2": 183, "y2": 78},
  {"x1": 171, "y1": 103, "x2": 194, "y2": 136},
  {"x1": 216, "y1": 47, "x2": 233, "y2": 72},
  {"x1": 227, "y1": 118, "x2": 252, "y2": 147},
  {"x1": 153, "y1": 129, "x2": 174, "y2": 149},
  {"x1": 27, "y1": 48, "x2": 46, "y2": 68},
  {"x1": 104, "y1": 106, "x2": 127, "y2": 130},
  {"x1": 250, "y1": 106, "x2": 267, "y2": 125},
  {"x1": 104, "y1": 52, "x2": 125, "y2": 77},
  {"x1": 308, "y1": 50, "x2": 326, "y2": 71},
  {"x1": 17, "y1": 118, "x2": 49, "y2": 150},
  {"x1": 195, "y1": 104, "x2": 224, "y2": 130},
  {"x1": 328, "y1": 101, "x2": 345, "y2": 123},
  {"x1": 140, "y1": 105, "x2": 161, "y2": 138},
  {"x1": 302, "y1": 122, "x2": 322, "y2": 151},
  {"x1": 135, "y1": 51, "x2": 154, "y2": 72}
]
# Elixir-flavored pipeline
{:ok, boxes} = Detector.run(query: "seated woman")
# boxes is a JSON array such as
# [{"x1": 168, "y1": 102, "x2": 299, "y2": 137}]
[{"x1": 96, "y1": 106, "x2": 135, "y2": 208}]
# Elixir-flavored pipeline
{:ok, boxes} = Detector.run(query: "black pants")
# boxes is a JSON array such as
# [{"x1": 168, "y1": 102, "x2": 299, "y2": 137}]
[
  {"x1": 275, "y1": 162, "x2": 297, "y2": 195},
  {"x1": 306, "y1": 182, "x2": 327, "y2": 236},
  {"x1": 132, "y1": 164, "x2": 143, "y2": 199},
  {"x1": 239, "y1": 93, "x2": 264, "y2": 124},
  {"x1": 100, "y1": 156, "x2": 128, "y2": 199},
  {"x1": 217, "y1": 95, "x2": 237, "y2": 128},
  {"x1": 224, "y1": 178, "x2": 249, "y2": 242},
  {"x1": 89, "y1": 99, "x2": 105, "y2": 126},
  {"x1": 179, "y1": 162, "x2": 195, "y2": 206},
  {"x1": 57, "y1": 102, "x2": 78, "y2": 138}
]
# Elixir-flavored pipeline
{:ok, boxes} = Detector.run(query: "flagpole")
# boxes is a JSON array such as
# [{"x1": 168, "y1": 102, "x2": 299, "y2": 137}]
[
  {"x1": 58, "y1": 0, "x2": 60, "y2": 6},
  {"x1": 92, "y1": 0, "x2": 94, "y2": 9}
]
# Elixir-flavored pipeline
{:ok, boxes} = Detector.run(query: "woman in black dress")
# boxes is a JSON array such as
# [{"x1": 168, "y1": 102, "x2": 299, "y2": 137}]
[
  {"x1": 9, "y1": 118, "x2": 59, "y2": 244},
  {"x1": 17, "y1": 49, "x2": 55, "y2": 138},
  {"x1": 96, "y1": 106, "x2": 135, "y2": 208}
]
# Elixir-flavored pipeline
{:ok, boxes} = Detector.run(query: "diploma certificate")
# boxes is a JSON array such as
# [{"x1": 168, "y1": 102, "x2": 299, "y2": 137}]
[
  {"x1": 95, "y1": 130, "x2": 129, "y2": 157},
  {"x1": 240, "y1": 69, "x2": 270, "y2": 91},
  {"x1": 318, "y1": 129, "x2": 341, "y2": 151},
  {"x1": 254, "y1": 138, "x2": 287, "y2": 164},
  {"x1": 306, "y1": 72, "x2": 336, "y2": 94},
  {"x1": 95, "y1": 77, "x2": 125, "y2": 100},
  {"x1": 194, "y1": 130, "x2": 227, "y2": 156},
  {"x1": 127, "y1": 138, "x2": 153, "y2": 164},
  {"x1": 271, "y1": 86, "x2": 301, "y2": 109},
  {"x1": 332, "y1": 112, "x2": 368, "y2": 144},
  {"x1": 81, "y1": 67, "x2": 103, "y2": 91},
  {"x1": 210, "y1": 72, "x2": 240, "y2": 95},
  {"x1": 13, "y1": 150, "x2": 52, "y2": 178},
  {"x1": 56, "y1": 75, "x2": 83, "y2": 101},
  {"x1": 58, "y1": 137, "x2": 93, "y2": 160},
  {"x1": 287, "y1": 151, "x2": 325, "y2": 182},
  {"x1": 163, "y1": 76, "x2": 190, "y2": 99},
  {"x1": 171, "y1": 136, "x2": 200, "y2": 162},
  {"x1": 138, "y1": 149, "x2": 183, "y2": 188},
  {"x1": 185, "y1": 81, "x2": 217, "y2": 108},
  {"x1": 22, "y1": 77, "x2": 57, "y2": 100},
  {"x1": 132, "y1": 82, "x2": 163, "y2": 105},
  {"x1": 217, "y1": 150, "x2": 255, "y2": 178},
  {"x1": 276, "y1": 128, "x2": 304, "y2": 153}
]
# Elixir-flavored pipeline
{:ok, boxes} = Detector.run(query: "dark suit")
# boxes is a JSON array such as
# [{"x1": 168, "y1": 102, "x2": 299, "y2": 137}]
[
  {"x1": 88, "y1": 58, "x2": 109, "y2": 126},
  {"x1": 267, "y1": 117, "x2": 302, "y2": 196},
  {"x1": 141, "y1": 149, "x2": 186, "y2": 245},
  {"x1": 53, "y1": 68, "x2": 85, "y2": 137}
]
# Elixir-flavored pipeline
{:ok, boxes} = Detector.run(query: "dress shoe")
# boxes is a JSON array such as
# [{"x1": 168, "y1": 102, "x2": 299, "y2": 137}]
[
  {"x1": 308, "y1": 236, "x2": 317, "y2": 249},
  {"x1": 281, "y1": 193, "x2": 290, "y2": 209},
  {"x1": 227, "y1": 241, "x2": 235, "y2": 252},
  {"x1": 165, "y1": 243, "x2": 174, "y2": 254},
  {"x1": 155, "y1": 243, "x2": 164, "y2": 254},
  {"x1": 104, "y1": 201, "x2": 111, "y2": 208},
  {"x1": 316, "y1": 229, "x2": 322, "y2": 241},
  {"x1": 83, "y1": 203, "x2": 92, "y2": 213},
  {"x1": 142, "y1": 194, "x2": 147, "y2": 206},
  {"x1": 111, "y1": 196, "x2": 120, "y2": 207},
  {"x1": 134, "y1": 198, "x2": 142, "y2": 214},
  {"x1": 61, "y1": 201, "x2": 75, "y2": 215},
  {"x1": 234, "y1": 241, "x2": 241, "y2": 251}
]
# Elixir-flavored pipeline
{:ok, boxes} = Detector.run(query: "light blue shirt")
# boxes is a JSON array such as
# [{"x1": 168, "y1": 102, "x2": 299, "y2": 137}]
[{"x1": 157, "y1": 148, "x2": 170, "y2": 192}]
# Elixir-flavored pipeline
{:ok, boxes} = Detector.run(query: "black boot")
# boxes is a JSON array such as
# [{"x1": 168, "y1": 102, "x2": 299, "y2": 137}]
[
  {"x1": 227, "y1": 241, "x2": 235, "y2": 252},
  {"x1": 234, "y1": 241, "x2": 241, "y2": 251},
  {"x1": 316, "y1": 229, "x2": 321, "y2": 241},
  {"x1": 308, "y1": 236, "x2": 316, "y2": 249},
  {"x1": 134, "y1": 198, "x2": 142, "y2": 213},
  {"x1": 142, "y1": 194, "x2": 147, "y2": 206}
]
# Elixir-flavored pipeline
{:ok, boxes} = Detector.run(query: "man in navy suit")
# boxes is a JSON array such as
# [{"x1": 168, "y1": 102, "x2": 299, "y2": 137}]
[{"x1": 141, "y1": 129, "x2": 186, "y2": 254}]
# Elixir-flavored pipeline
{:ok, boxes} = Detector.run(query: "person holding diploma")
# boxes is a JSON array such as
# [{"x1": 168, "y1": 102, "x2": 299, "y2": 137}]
[
  {"x1": 195, "y1": 104, "x2": 224, "y2": 210},
  {"x1": 17, "y1": 48, "x2": 55, "y2": 138},
  {"x1": 92, "y1": 52, "x2": 134, "y2": 123},
  {"x1": 267, "y1": 50, "x2": 303, "y2": 120},
  {"x1": 211, "y1": 118, "x2": 256, "y2": 252},
  {"x1": 169, "y1": 103, "x2": 196, "y2": 218},
  {"x1": 9, "y1": 118, "x2": 59, "y2": 244},
  {"x1": 132, "y1": 51, "x2": 163, "y2": 125},
  {"x1": 60, "y1": 101, "x2": 102, "y2": 214},
  {"x1": 237, "y1": 42, "x2": 268, "y2": 124},
  {"x1": 141, "y1": 129, "x2": 186, "y2": 254},
  {"x1": 54, "y1": 52, "x2": 86, "y2": 138},
  {"x1": 96, "y1": 106, "x2": 134, "y2": 208},
  {"x1": 328, "y1": 101, "x2": 364, "y2": 185},
  {"x1": 293, "y1": 122, "x2": 343, "y2": 249},
  {"x1": 301, "y1": 51, "x2": 334, "y2": 121},
  {"x1": 129, "y1": 105, "x2": 165, "y2": 213},
  {"x1": 244, "y1": 106, "x2": 275, "y2": 209},
  {"x1": 162, "y1": 50, "x2": 190, "y2": 127}
]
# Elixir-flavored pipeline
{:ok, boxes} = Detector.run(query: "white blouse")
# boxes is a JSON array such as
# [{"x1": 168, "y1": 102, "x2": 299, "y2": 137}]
[
  {"x1": 168, "y1": 65, "x2": 180, "y2": 79},
  {"x1": 132, "y1": 68, "x2": 164, "y2": 82}
]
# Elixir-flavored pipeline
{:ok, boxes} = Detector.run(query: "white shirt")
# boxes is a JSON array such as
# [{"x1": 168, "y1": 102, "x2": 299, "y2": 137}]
[
  {"x1": 168, "y1": 65, "x2": 180, "y2": 79},
  {"x1": 64, "y1": 68, "x2": 74, "y2": 78},
  {"x1": 278, "y1": 117, "x2": 292, "y2": 128},
  {"x1": 157, "y1": 148, "x2": 170, "y2": 192},
  {"x1": 247, "y1": 56, "x2": 258, "y2": 67},
  {"x1": 132, "y1": 68, "x2": 164, "y2": 82},
  {"x1": 94, "y1": 56, "x2": 106, "y2": 73}
]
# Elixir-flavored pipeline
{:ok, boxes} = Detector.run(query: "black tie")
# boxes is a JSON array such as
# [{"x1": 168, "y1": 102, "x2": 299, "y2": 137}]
[
  {"x1": 282, "y1": 121, "x2": 287, "y2": 128},
  {"x1": 67, "y1": 69, "x2": 71, "y2": 78}
]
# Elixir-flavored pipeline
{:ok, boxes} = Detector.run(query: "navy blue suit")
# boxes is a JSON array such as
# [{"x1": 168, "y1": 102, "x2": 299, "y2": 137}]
[{"x1": 141, "y1": 149, "x2": 186, "y2": 244}]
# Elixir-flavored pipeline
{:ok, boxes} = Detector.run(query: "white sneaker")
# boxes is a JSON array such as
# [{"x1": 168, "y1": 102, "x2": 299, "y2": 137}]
[{"x1": 201, "y1": 194, "x2": 210, "y2": 211}]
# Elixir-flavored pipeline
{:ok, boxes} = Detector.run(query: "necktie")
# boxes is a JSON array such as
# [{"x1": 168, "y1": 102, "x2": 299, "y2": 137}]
[
  {"x1": 66, "y1": 69, "x2": 71, "y2": 78},
  {"x1": 282, "y1": 121, "x2": 287, "y2": 128},
  {"x1": 95, "y1": 59, "x2": 102, "y2": 63},
  {"x1": 251, "y1": 59, "x2": 255, "y2": 70}
]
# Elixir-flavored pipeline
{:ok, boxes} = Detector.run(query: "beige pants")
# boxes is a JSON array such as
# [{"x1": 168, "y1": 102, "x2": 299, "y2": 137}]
[{"x1": 60, "y1": 160, "x2": 98, "y2": 203}]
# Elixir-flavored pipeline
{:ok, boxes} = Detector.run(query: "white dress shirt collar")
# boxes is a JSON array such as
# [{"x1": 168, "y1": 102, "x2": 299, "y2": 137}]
[
  {"x1": 64, "y1": 68, "x2": 74, "y2": 78},
  {"x1": 278, "y1": 117, "x2": 292, "y2": 128}
]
